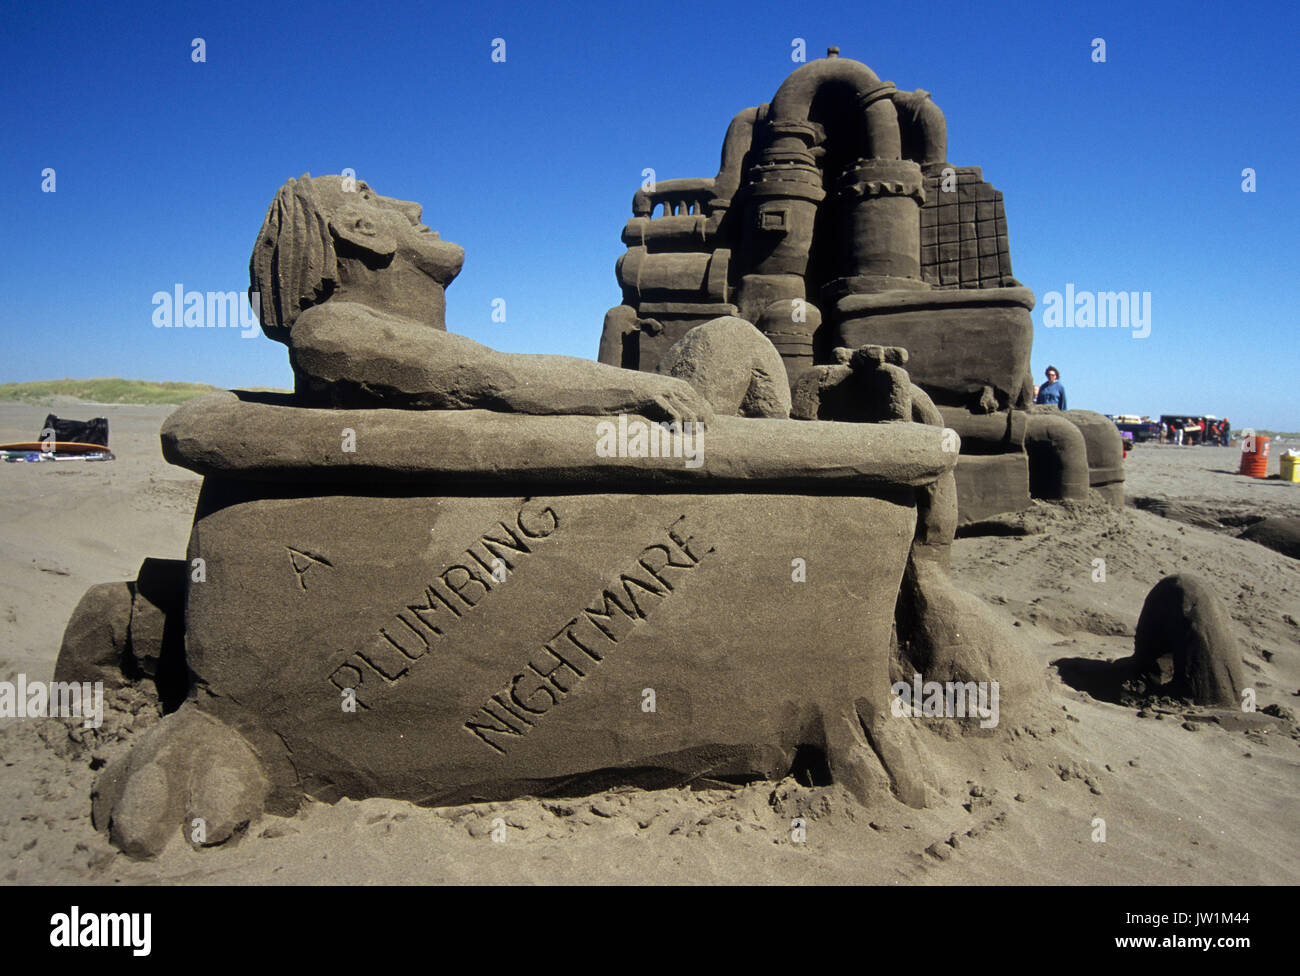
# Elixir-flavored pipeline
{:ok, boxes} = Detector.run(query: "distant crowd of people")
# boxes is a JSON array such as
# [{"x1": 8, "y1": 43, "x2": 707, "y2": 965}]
[{"x1": 1158, "y1": 417, "x2": 1231, "y2": 446}]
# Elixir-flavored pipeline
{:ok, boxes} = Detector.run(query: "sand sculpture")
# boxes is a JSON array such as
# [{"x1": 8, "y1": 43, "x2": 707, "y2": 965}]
[
  {"x1": 1130, "y1": 575, "x2": 1246, "y2": 707},
  {"x1": 1238, "y1": 517, "x2": 1300, "y2": 561},
  {"x1": 54, "y1": 52, "x2": 1148, "y2": 858},
  {"x1": 1054, "y1": 574, "x2": 1248, "y2": 710},
  {"x1": 599, "y1": 49, "x2": 1124, "y2": 521}
]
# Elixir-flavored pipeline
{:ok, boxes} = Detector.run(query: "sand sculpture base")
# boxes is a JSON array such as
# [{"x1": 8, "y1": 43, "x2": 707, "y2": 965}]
[
  {"x1": 125, "y1": 392, "x2": 970, "y2": 813},
  {"x1": 188, "y1": 485, "x2": 917, "y2": 805}
]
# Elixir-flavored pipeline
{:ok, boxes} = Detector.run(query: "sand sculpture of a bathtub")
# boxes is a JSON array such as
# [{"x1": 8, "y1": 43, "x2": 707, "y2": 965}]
[{"x1": 165, "y1": 394, "x2": 954, "y2": 803}]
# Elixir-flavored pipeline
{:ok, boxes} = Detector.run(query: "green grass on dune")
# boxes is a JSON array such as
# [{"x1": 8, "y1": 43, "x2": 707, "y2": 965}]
[
  {"x1": 0, "y1": 378, "x2": 226, "y2": 405},
  {"x1": 1250, "y1": 430, "x2": 1300, "y2": 441}
]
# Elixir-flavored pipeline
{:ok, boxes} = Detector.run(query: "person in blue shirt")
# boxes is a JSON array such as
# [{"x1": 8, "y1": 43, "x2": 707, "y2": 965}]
[{"x1": 1034, "y1": 365, "x2": 1067, "y2": 411}]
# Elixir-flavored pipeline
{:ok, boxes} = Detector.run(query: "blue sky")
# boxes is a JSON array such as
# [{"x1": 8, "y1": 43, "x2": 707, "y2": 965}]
[{"x1": 2, "y1": 0, "x2": 1296, "y2": 429}]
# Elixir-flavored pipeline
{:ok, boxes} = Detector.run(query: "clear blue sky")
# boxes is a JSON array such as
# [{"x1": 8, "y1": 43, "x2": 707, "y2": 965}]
[{"x1": 2, "y1": 0, "x2": 1296, "y2": 429}]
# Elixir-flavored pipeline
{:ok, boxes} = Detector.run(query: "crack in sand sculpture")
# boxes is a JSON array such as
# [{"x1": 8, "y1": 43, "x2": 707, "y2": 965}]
[{"x1": 60, "y1": 54, "x2": 1049, "y2": 858}]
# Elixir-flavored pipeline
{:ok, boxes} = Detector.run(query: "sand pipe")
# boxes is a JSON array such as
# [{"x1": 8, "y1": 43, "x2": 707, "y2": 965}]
[
  {"x1": 767, "y1": 53, "x2": 902, "y2": 161},
  {"x1": 709, "y1": 105, "x2": 764, "y2": 206},
  {"x1": 892, "y1": 89, "x2": 948, "y2": 165},
  {"x1": 1024, "y1": 411, "x2": 1090, "y2": 501}
]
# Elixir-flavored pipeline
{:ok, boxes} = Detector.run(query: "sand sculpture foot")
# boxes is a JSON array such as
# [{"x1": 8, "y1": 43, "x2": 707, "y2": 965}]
[{"x1": 93, "y1": 706, "x2": 270, "y2": 859}]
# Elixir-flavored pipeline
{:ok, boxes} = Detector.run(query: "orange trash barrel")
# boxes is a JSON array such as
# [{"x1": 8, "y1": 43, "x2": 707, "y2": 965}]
[{"x1": 1239, "y1": 435, "x2": 1270, "y2": 477}]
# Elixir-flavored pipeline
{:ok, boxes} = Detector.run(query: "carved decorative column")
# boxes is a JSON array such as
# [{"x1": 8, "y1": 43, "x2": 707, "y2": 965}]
[
  {"x1": 734, "y1": 120, "x2": 825, "y2": 325},
  {"x1": 832, "y1": 157, "x2": 928, "y2": 297}
]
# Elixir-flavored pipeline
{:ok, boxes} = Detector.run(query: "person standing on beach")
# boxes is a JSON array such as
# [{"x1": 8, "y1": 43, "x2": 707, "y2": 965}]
[{"x1": 1034, "y1": 366, "x2": 1067, "y2": 411}]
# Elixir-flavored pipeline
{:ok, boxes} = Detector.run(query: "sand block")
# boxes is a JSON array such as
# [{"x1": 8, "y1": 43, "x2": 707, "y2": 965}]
[
  {"x1": 836, "y1": 287, "x2": 1035, "y2": 405},
  {"x1": 127, "y1": 558, "x2": 185, "y2": 677},
  {"x1": 185, "y1": 484, "x2": 919, "y2": 806},
  {"x1": 54, "y1": 582, "x2": 133, "y2": 689},
  {"x1": 1133, "y1": 574, "x2": 1246, "y2": 706},
  {"x1": 952, "y1": 454, "x2": 1031, "y2": 524},
  {"x1": 1238, "y1": 517, "x2": 1300, "y2": 561}
]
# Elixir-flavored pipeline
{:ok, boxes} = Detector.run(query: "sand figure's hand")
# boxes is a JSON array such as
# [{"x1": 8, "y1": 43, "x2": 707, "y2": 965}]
[{"x1": 640, "y1": 377, "x2": 715, "y2": 426}]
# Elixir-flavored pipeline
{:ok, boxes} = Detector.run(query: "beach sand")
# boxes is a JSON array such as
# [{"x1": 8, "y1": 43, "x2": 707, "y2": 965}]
[{"x1": 1, "y1": 402, "x2": 1296, "y2": 884}]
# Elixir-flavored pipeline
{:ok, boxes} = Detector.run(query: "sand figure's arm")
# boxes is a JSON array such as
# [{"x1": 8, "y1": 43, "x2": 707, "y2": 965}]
[{"x1": 290, "y1": 303, "x2": 713, "y2": 424}]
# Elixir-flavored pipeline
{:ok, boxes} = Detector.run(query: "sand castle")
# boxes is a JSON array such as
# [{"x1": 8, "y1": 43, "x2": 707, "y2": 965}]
[
  {"x1": 600, "y1": 49, "x2": 1124, "y2": 521},
  {"x1": 52, "y1": 52, "x2": 1157, "y2": 858}
]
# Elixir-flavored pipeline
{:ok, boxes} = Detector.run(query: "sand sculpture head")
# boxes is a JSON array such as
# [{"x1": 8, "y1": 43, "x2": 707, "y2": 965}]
[{"x1": 249, "y1": 174, "x2": 464, "y2": 341}]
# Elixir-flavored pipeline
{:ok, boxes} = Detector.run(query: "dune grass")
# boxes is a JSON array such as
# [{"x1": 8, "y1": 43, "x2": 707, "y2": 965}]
[
  {"x1": 0, "y1": 378, "x2": 225, "y2": 405},
  {"x1": 1251, "y1": 430, "x2": 1300, "y2": 441}
]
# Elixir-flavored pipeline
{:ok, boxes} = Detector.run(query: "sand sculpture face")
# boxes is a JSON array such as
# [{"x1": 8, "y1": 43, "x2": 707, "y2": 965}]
[
  {"x1": 316, "y1": 178, "x2": 457, "y2": 276},
  {"x1": 250, "y1": 174, "x2": 464, "y2": 340}
]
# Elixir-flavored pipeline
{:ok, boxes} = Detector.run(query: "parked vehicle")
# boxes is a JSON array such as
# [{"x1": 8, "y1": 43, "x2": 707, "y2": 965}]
[{"x1": 1107, "y1": 414, "x2": 1162, "y2": 444}]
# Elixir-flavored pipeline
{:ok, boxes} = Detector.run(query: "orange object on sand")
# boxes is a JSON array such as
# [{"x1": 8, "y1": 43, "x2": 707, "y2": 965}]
[{"x1": 1239, "y1": 435, "x2": 1270, "y2": 477}]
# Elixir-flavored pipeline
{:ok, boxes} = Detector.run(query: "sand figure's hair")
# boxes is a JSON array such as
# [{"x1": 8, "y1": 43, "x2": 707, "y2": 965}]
[{"x1": 249, "y1": 173, "x2": 339, "y2": 338}]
